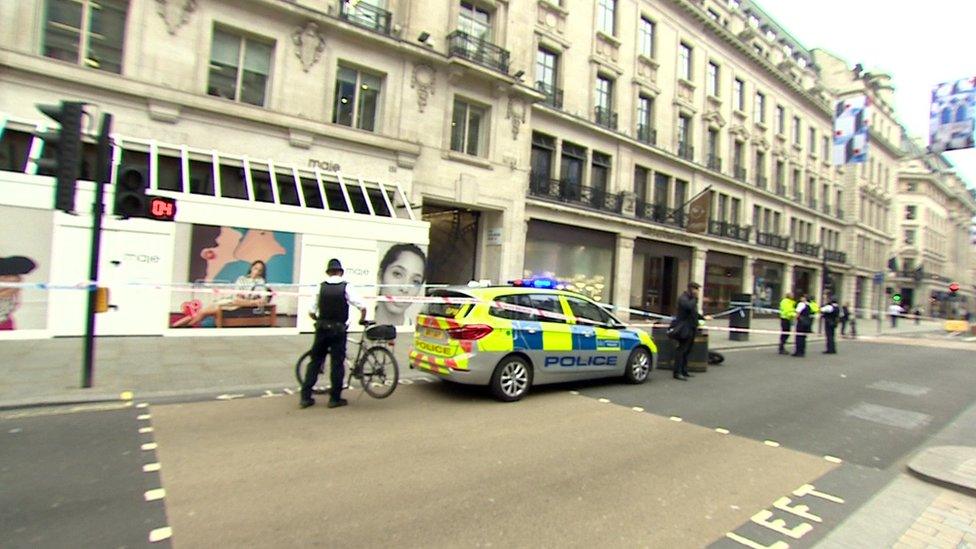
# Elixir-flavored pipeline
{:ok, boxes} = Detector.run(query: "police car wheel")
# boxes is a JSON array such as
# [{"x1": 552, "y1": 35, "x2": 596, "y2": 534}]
[
  {"x1": 490, "y1": 356, "x2": 532, "y2": 402},
  {"x1": 624, "y1": 348, "x2": 652, "y2": 384}
]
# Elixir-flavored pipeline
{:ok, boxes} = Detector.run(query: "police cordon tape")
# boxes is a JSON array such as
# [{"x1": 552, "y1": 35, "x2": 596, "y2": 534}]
[{"x1": 1, "y1": 280, "x2": 955, "y2": 334}]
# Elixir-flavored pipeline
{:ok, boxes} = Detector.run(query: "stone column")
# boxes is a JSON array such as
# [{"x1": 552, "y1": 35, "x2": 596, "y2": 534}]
[
  {"x1": 693, "y1": 246, "x2": 708, "y2": 290},
  {"x1": 613, "y1": 234, "x2": 636, "y2": 321},
  {"x1": 742, "y1": 255, "x2": 756, "y2": 296},
  {"x1": 782, "y1": 262, "x2": 795, "y2": 298}
]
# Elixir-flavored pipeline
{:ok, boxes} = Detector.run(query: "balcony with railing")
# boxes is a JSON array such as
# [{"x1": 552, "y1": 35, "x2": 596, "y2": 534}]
[
  {"x1": 529, "y1": 173, "x2": 621, "y2": 213},
  {"x1": 447, "y1": 30, "x2": 510, "y2": 73},
  {"x1": 756, "y1": 231, "x2": 790, "y2": 251},
  {"x1": 339, "y1": 0, "x2": 393, "y2": 34},
  {"x1": 733, "y1": 165, "x2": 747, "y2": 181},
  {"x1": 836, "y1": 207, "x2": 845, "y2": 219},
  {"x1": 635, "y1": 201, "x2": 686, "y2": 228},
  {"x1": 637, "y1": 125, "x2": 657, "y2": 146},
  {"x1": 807, "y1": 197, "x2": 818, "y2": 210},
  {"x1": 708, "y1": 220, "x2": 751, "y2": 242},
  {"x1": 706, "y1": 154, "x2": 722, "y2": 171},
  {"x1": 594, "y1": 107, "x2": 617, "y2": 130},
  {"x1": 794, "y1": 241, "x2": 821, "y2": 257},
  {"x1": 792, "y1": 191, "x2": 803, "y2": 203},
  {"x1": 756, "y1": 175, "x2": 768, "y2": 190},
  {"x1": 677, "y1": 142, "x2": 694, "y2": 161},
  {"x1": 821, "y1": 203, "x2": 831, "y2": 215},
  {"x1": 824, "y1": 249, "x2": 847, "y2": 263},
  {"x1": 775, "y1": 183, "x2": 787, "y2": 197},
  {"x1": 535, "y1": 81, "x2": 563, "y2": 109}
]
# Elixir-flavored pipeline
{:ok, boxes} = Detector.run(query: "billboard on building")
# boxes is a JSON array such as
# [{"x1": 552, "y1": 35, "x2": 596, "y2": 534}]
[
  {"x1": 832, "y1": 95, "x2": 870, "y2": 165},
  {"x1": 0, "y1": 205, "x2": 53, "y2": 332},
  {"x1": 929, "y1": 77, "x2": 976, "y2": 153}
]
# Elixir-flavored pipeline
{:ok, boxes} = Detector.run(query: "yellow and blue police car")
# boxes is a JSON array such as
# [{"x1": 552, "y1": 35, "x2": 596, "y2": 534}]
[{"x1": 409, "y1": 279, "x2": 658, "y2": 401}]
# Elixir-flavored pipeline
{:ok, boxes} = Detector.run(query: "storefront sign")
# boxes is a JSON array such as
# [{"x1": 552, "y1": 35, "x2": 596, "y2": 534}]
[
  {"x1": 307, "y1": 159, "x2": 342, "y2": 172},
  {"x1": 486, "y1": 228, "x2": 503, "y2": 246}
]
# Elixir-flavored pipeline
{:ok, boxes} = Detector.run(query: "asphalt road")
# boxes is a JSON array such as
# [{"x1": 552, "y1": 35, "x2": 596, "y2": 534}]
[{"x1": 1, "y1": 336, "x2": 973, "y2": 548}]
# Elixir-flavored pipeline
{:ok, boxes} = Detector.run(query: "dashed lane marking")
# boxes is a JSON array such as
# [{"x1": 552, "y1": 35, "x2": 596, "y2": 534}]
[
  {"x1": 141, "y1": 442, "x2": 158, "y2": 451},
  {"x1": 824, "y1": 455, "x2": 843, "y2": 463},
  {"x1": 139, "y1": 427, "x2": 154, "y2": 434},
  {"x1": 631, "y1": 406, "x2": 645, "y2": 412},
  {"x1": 136, "y1": 402, "x2": 149, "y2": 409},
  {"x1": 597, "y1": 398, "x2": 610, "y2": 403},
  {"x1": 669, "y1": 416, "x2": 683, "y2": 422},
  {"x1": 715, "y1": 428, "x2": 730, "y2": 434},
  {"x1": 144, "y1": 488, "x2": 166, "y2": 502},
  {"x1": 143, "y1": 463, "x2": 161, "y2": 473},
  {"x1": 569, "y1": 390, "x2": 580, "y2": 395},
  {"x1": 149, "y1": 526, "x2": 172, "y2": 543},
  {"x1": 764, "y1": 440, "x2": 781, "y2": 448},
  {"x1": 137, "y1": 414, "x2": 151, "y2": 420}
]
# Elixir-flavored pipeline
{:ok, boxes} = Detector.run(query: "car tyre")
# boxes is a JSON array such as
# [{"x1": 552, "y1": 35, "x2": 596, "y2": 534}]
[
  {"x1": 490, "y1": 355, "x2": 532, "y2": 402},
  {"x1": 623, "y1": 347, "x2": 652, "y2": 384}
]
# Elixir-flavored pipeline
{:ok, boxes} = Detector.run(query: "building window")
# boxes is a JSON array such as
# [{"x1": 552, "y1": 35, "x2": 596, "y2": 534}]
[
  {"x1": 560, "y1": 142, "x2": 586, "y2": 188},
  {"x1": 905, "y1": 205, "x2": 917, "y2": 220},
  {"x1": 734, "y1": 78, "x2": 744, "y2": 111},
  {"x1": 639, "y1": 17, "x2": 655, "y2": 57},
  {"x1": 637, "y1": 95, "x2": 654, "y2": 142},
  {"x1": 591, "y1": 152, "x2": 611, "y2": 196},
  {"x1": 450, "y1": 98, "x2": 487, "y2": 156},
  {"x1": 808, "y1": 127, "x2": 816, "y2": 153},
  {"x1": 707, "y1": 62, "x2": 720, "y2": 97},
  {"x1": 595, "y1": 75, "x2": 613, "y2": 112},
  {"x1": 634, "y1": 165, "x2": 649, "y2": 203},
  {"x1": 597, "y1": 0, "x2": 616, "y2": 36},
  {"x1": 776, "y1": 106, "x2": 785, "y2": 134},
  {"x1": 208, "y1": 27, "x2": 274, "y2": 106},
  {"x1": 678, "y1": 114, "x2": 691, "y2": 153},
  {"x1": 333, "y1": 66, "x2": 382, "y2": 131},
  {"x1": 678, "y1": 42, "x2": 692, "y2": 80},
  {"x1": 754, "y1": 92, "x2": 766, "y2": 124},
  {"x1": 535, "y1": 47, "x2": 559, "y2": 105},
  {"x1": 707, "y1": 128, "x2": 719, "y2": 167},
  {"x1": 755, "y1": 150, "x2": 766, "y2": 182},
  {"x1": 43, "y1": 0, "x2": 129, "y2": 74},
  {"x1": 792, "y1": 116, "x2": 801, "y2": 145},
  {"x1": 904, "y1": 229, "x2": 916, "y2": 245},
  {"x1": 907, "y1": 181, "x2": 917, "y2": 192},
  {"x1": 459, "y1": 1, "x2": 492, "y2": 40},
  {"x1": 822, "y1": 135, "x2": 829, "y2": 158}
]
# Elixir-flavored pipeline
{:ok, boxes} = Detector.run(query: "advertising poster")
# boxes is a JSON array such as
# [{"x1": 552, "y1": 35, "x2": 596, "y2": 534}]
[
  {"x1": 0, "y1": 205, "x2": 53, "y2": 332},
  {"x1": 832, "y1": 95, "x2": 870, "y2": 165},
  {"x1": 374, "y1": 241, "x2": 428, "y2": 328},
  {"x1": 170, "y1": 224, "x2": 298, "y2": 328},
  {"x1": 929, "y1": 77, "x2": 976, "y2": 153}
]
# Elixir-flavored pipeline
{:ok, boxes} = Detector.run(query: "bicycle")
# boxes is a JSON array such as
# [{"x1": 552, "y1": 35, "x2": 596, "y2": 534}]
[{"x1": 294, "y1": 321, "x2": 400, "y2": 399}]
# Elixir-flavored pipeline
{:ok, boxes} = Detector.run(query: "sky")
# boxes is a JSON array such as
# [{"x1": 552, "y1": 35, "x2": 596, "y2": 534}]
[{"x1": 755, "y1": 0, "x2": 976, "y2": 192}]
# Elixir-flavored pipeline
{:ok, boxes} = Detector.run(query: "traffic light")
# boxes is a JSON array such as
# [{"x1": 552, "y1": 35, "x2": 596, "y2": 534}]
[
  {"x1": 892, "y1": 293, "x2": 902, "y2": 304},
  {"x1": 949, "y1": 282, "x2": 960, "y2": 294},
  {"x1": 113, "y1": 165, "x2": 147, "y2": 218},
  {"x1": 34, "y1": 101, "x2": 86, "y2": 213}
]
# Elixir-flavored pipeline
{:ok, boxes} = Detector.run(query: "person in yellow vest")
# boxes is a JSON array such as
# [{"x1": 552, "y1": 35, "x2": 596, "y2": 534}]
[{"x1": 778, "y1": 293, "x2": 797, "y2": 355}]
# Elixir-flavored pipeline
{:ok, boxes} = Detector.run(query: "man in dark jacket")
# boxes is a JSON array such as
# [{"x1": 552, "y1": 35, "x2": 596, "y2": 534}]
[
  {"x1": 820, "y1": 295, "x2": 840, "y2": 354},
  {"x1": 300, "y1": 258, "x2": 367, "y2": 409},
  {"x1": 792, "y1": 294, "x2": 813, "y2": 357},
  {"x1": 672, "y1": 282, "x2": 707, "y2": 380}
]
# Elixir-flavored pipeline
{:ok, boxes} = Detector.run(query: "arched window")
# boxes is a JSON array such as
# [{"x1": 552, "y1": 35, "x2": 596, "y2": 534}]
[
  {"x1": 955, "y1": 104, "x2": 968, "y2": 122},
  {"x1": 941, "y1": 107, "x2": 952, "y2": 124}
]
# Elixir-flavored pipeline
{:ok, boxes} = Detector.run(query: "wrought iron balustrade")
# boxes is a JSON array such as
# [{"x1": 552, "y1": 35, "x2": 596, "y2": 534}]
[
  {"x1": 708, "y1": 220, "x2": 751, "y2": 242},
  {"x1": 808, "y1": 198, "x2": 818, "y2": 209},
  {"x1": 706, "y1": 154, "x2": 722, "y2": 171},
  {"x1": 447, "y1": 30, "x2": 510, "y2": 73},
  {"x1": 793, "y1": 241, "x2": 821, "y2": 257},
  {"x1": 535, "y1": 81, "x2": 563, "y2": 109},
  {"x1": 775, "y1": 183, "x2": 787, "y2": 196},
  {"x1": 637, "y1": 125, "x2": 657, "y2": 146},
  {"x1": 339, "y1": 0, "x2": 393, "y2": 34},
  {"x1": 594, "y1": 107, "x2": 617, "y2": 129},
  {"x1": 733, "y1": 165, "x2": 747, "y2": 181},
  {"x1": 756, "y1": 231, "x2": 789, "y2": 250},
  {"x1": 824, "y1": 249, "x2": 847, "y2": 263},
  {"x1": 821, "y1": 203, "x2": 831, "y2": 214},
  {"x1": 836, "y1": 208, "x2": 845, "y2": 219},
  {"x1": 756, "y1": 175, "x2": 767, "y2": 190},
  {"x1": 635, "y1": 200, "x2": 686, "y2": 228},
  {"x1": 528, "y1": 173, "x2": 621, "y2": 213},
  {"x1": 677, "y1": 143, "x2": 694, "y2": 161}
]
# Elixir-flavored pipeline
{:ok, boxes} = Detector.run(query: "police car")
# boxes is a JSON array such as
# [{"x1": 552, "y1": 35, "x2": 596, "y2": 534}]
[{"x1": 409, "y1": 279, "x2": 658, "y2": 401}]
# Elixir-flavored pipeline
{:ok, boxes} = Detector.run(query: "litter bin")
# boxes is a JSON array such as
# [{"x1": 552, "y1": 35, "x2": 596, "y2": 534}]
[
  {"x1": 651, "y1": 323, "x2": 676, "y2": 370},
  {"x1": 728, "y1": 293, "x2": 752, "y2": 341},
  {"x1": 688, "y1": 330, "x2": 709, "y2": 372}
]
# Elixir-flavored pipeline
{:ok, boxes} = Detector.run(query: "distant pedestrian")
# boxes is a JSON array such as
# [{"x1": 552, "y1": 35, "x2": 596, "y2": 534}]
[
  {"x1": 912, "y1": 307, "x2": 921, "y2": 325},
  {"x1": 840, "y1": 302, "x2": 851, "y2": 337},
  {"x1": 672, "y1": 282, "x2": 708, "y2": 381},
  {"x1": 793, "y1": 295, "x2": 813, "y2": 357},
  {"x1": 888, "y1": 303, "x2": 903, "y2": 328},
  {"x1": 778, "y1": 292, "x2": 797, "y2": 355},
  {"x1": 821, "y1": 296, "x2": 840, "y2": 354}
]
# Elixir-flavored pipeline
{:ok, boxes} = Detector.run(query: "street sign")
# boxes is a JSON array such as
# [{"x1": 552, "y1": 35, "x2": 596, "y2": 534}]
[{"x1": 873, "y1": 272, "x2": 884, "y2": 284}]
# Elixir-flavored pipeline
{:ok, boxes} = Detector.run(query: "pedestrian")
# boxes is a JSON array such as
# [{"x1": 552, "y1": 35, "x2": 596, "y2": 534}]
[
  {"x1": 778, "y1": 292, "x2": 797, "y2": 355},
  {"x1": 821, "y1": 295, "x2": 840, "y2": 354},
  {"x1": 888, "y1": 302, "x2": 903, "y2": 328},
  {"x1": 672, "y1": 282, "x2": 708, "y2": 381},
  {"x1": 840, "y1": 302, "x2": 851, "y2": 337},
  {"x1": 792, "y1": 295, "x2": 813, "y2": 357},
  {"x1": 912, "y1": 307, "x2": 921, "y2": 325},
  {"x1": 300, "y1": 258, "x2": 367, "y2": 409}
]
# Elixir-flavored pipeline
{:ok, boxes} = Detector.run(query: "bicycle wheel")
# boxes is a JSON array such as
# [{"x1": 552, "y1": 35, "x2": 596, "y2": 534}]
[
  {"x1": 359, "y1": 346, "x2": 399, "y2": 399},
  {"x1": 295, "y1": 350, "x2": 328, "y2": 395}
]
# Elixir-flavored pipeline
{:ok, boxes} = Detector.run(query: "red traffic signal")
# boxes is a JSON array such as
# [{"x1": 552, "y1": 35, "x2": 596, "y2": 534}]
[
  {"x1": 146, "y1": 196, "x2": 177, "y2": 221},
  {"x1": 949, "y1": 282, "x2": 960, "y2": 293}
]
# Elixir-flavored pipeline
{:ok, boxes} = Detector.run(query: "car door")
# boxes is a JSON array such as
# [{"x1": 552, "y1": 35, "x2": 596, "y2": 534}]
[
  {"x1": 518, "y1": 293, "x2": 576, "y2": 383},
  {"x1": 563, "y1": 295, "x2": 627, "y2": 377}
]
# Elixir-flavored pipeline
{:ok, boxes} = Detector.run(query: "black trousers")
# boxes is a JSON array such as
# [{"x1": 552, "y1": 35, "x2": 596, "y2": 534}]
[
  {"x1": 840, "y1": 319, "x2": 848, "y2": 335},
  {"x1": 301, "y1": 326, "x2": 347, "y2": 402},
  {"x1": 674, "y1": 337, "x2": 694, "y2": 376},
  {"x1": 794, "y1": 331, "x2": 808, "y2": 356},
  {"x1": 824, "y1": 322, "x2": 837, "y2": 353},
  {"x1": 779, "y1": 318, "x2": 792, "y2": 351}
]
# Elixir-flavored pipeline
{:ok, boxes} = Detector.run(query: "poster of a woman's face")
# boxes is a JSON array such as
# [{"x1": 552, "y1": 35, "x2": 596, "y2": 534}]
[
  {"x1": 0, "y1": 206, "x2": 52, "y2": 332},
  {"x1": 374, "y1": 243, "x2": 427, "y2": 327}
]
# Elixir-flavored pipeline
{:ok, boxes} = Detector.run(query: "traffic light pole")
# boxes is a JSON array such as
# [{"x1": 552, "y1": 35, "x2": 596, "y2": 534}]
[{"x1": 82, "y1": 113, "x2": 112, "y2": 388}]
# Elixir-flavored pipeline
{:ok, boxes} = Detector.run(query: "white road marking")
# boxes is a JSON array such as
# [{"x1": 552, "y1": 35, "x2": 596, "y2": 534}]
[
  {"x1": 144, "y1": 488, "x2": 166, "y2": 501},
  {"x1": 669, "y1": 416, "x2": 683, "y2": 422},
  {"x1": 137, "y1": 414, "x2": 151, "y2": 421},
  {"x1": 1, "y1": 402, "x2": 131, "y2": 420},
  {"x1": 136, "y1": 403, "x2": 149, "y2": 409},
  {"x1": 139, "y1": 427, "x2": 154, "y2": 434},
  {"x1": 569, "y1": 390, "x2": 580, "y2": 395},
  {"x1": 725, "y1": 532, "x2": 789, "y2": 549},
  {"x1": 715, "y1": 428, "x2": 730, "y2": 434},
  {"x1": 751, "y1": 509, "x2": 814, "y2": 539},
  {"x1": 143, "y1": 463, "x2": 161, "y2": 473},
  {"x1": 216, "y1": 394, "x2": 245, "y2": 401},
  {"x1": 283, "y1": 388, "x2": 294, "y2": 395},
  {"x1": 764, "y1": 440, "x2": 781, "y2": 448},
  {"x1": 141, "y1": 442, "x2": 158, "y2": 451},
  {"x1": 793, "y1": 484, "x2": 845, "y2": 503},
  {"x1": 824, "y1": 455, "x2": 843, "y2": 463},
  {"x1": 631, "y1": 406, "x2": 645, "y2": 412},
  {"x1": 149, "y1": 526, "x2": 172, "y2": 542},
  {"x1": 399, "y1": 379, "x2": 413, "y2": 385},
  {"x1": 598, "y1": 398, "x2": 610, "y2": 403},
  {"x1": 9, "y1": 428, "x2": 23, "y2": 434},
  {"x1": 773, "y1": 496, "x2": 823, "y2": 522}
]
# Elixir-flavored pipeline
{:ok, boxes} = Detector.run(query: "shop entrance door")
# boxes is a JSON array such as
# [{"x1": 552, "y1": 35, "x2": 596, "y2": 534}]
[{"x1": 423, "y1": 205, "x2": 479, "y2": 286}]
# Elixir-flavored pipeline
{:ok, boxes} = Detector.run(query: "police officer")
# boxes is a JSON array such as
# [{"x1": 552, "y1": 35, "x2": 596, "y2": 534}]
[
  {"x1": 300, "y1": 258, "x2": 367, "y2": 409},
  {"x1": 820, "y1": 295, "x2": 840, "y2": 354},
  {"x1": 792, "y1": 294, "x2": 813, "y2": 357},
  {"x1": 778, "y1": 292, "x2": 797, "y2": 355}
]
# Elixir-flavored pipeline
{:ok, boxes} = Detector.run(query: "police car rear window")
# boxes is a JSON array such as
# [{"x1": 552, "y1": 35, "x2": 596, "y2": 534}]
[
  {"x1": 422, "y1": 290, "x2": 472, "y2": 318},
  {"x1": 489, "y1": 294, "x2": 566, "y2": 323}
]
